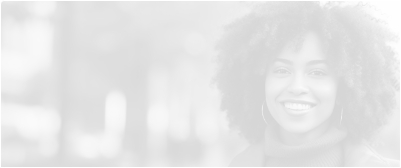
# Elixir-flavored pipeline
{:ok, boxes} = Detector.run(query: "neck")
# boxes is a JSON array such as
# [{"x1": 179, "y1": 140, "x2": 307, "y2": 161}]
[{"x1": 278, "y1": 119, "x2": 332, "y2": 146}]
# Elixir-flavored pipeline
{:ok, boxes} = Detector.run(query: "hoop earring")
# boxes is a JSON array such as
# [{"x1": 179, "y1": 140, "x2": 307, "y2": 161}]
[
  {"x1": 340, "y1": 108, "x2": 343, "y2": 125},
  {"x1": 262, "y1": 103, "x2": 268, "y2": 125}
]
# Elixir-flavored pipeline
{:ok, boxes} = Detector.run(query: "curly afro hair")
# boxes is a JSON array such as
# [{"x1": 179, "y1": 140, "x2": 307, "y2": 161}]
[{"x1": 213, "y1": 2, "x2": 399, "y2": 144}]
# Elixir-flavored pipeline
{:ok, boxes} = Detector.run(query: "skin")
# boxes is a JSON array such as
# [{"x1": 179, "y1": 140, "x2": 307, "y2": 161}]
[{"x1": 264, "y1": 32, "x2": 338, "y2": 146}]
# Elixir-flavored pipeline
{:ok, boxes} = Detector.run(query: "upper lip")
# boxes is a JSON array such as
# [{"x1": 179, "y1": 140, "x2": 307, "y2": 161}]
[{"x1": 280, "y1": 99, "x2": 317, "y2": 106}]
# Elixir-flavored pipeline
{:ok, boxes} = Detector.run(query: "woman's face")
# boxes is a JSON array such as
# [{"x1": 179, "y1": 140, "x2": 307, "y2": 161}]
[{"x1": 265, "y1": 32, "x2": 338, "y2": 134}]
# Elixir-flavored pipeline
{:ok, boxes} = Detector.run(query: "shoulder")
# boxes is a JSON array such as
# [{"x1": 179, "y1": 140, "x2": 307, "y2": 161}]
[
  {"x1": 229, "y1": 142, "x2": 265, "y2": 167},
  {"x1": 344, "y1": 139, "x2": 400, "y2": 167}
]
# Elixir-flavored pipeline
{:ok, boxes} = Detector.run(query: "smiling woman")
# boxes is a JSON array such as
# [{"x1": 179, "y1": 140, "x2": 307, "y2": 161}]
[
  {"x1": 214, "y1": 2, "x2": 399, "y2": 167},
  {"x1": 264, "y1": 32, "x2": 339, "y2": 145}
]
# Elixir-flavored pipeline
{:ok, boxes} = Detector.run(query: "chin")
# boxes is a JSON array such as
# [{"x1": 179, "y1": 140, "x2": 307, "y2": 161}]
[{"x1": 281, "y1": 123, "x2": 313, "y2": 134}]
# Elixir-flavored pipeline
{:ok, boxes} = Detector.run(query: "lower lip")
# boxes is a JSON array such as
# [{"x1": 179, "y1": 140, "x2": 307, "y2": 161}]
[{"x1": 281, "y1": 103, "x2": 315, "y2": 116}]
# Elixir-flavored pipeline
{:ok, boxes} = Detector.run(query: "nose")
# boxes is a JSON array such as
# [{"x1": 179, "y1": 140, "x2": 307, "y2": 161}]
[{"x1": 287, "y1": 74, "x2": 309, "y2": 96}]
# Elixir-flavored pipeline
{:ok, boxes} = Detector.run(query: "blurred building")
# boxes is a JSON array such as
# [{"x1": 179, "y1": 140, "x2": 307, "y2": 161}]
[{"x1": 2, "y1": 2, "x2": 250, "y2": 166}]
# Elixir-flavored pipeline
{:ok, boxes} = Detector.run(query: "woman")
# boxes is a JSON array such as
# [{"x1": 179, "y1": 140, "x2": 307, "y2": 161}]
[{"x1": 214, "y1": 2, "x2": 399, "y2": 167}]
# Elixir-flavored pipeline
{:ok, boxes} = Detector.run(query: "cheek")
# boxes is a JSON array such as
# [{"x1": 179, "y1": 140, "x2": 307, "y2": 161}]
[
  {"x1": 264, "y1": 77, "x2": 284, "y2": 101},
  {"x1": 313, "y1": 81, "x2": 337, "y2": 103},
  {"x1": 311, "y1": 81, "x2": 338, "y2": 117},
  {"x1": 264, "y1": 77, "x2": 287, "y2": 114}
]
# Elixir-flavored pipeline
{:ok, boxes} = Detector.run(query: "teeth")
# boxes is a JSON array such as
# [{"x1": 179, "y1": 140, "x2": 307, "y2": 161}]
[{"x1": 284, "y1": 103, "x2": 312, "y2": 110}]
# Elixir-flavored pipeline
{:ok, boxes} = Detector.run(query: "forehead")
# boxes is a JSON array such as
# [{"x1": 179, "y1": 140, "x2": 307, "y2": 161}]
[{"x1": 277, "y1": 32, "x2": 326, "y2": 61}]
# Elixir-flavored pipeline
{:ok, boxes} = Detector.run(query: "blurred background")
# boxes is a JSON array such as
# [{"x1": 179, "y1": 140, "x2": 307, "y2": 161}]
[{"x1": 1, "y1": 1, "x2": 400, "y2": 166}]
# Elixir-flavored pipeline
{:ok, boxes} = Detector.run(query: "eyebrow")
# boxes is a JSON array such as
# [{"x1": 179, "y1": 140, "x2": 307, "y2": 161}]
[{"x1": 274, "y1": 58, "x2": 328, "y2": 66}]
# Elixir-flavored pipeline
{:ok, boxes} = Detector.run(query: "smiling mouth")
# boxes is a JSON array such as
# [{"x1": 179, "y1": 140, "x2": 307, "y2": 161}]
[{"x1": 281, "y1": 102, "x2": 317, "y2": 112}]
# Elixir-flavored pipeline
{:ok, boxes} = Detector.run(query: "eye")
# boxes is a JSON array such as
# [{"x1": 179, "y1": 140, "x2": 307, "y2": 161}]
[
  {"x1": 273, "y1": 68, "x2": 291, "y2": 75},
  {"x1": 309, "y1": 69, "x2": 327, "y2": 76}
]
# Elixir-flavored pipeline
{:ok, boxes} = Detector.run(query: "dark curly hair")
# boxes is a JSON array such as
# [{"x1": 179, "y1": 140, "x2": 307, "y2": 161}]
[{"x1": 214, "y1": 2, "x2": 399, "y2": 144}]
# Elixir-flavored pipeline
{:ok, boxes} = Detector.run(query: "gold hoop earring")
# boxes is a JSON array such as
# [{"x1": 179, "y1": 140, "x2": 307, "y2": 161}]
[
  {"x1": 262, "y1": 103, "x2": 268, "y2": 125},
  {"x1": 340, "y1": 108, "x2": 343, "y2": 125}
]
